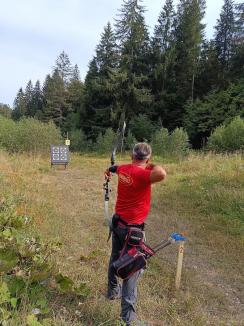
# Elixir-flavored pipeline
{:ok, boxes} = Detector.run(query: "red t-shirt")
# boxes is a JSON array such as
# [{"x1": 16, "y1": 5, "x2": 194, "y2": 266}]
[{"x1": 115, "y1": 164, "x2": 152, "y2": 225}]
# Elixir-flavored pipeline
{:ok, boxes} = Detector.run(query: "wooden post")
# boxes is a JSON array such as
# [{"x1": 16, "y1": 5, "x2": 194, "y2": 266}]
[{"x1": 175, "y1": 241, "x2": 185, "y2": 290}]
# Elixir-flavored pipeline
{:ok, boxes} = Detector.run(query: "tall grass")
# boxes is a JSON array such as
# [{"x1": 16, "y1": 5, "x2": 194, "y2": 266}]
[{"x1": 0, "y1": 150, "x2": 243, "y2": 325}]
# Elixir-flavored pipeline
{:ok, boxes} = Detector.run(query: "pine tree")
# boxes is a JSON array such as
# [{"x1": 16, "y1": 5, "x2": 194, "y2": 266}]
[
  {"x1": 115, "y1": 0, "x2": 152, "y2": 120},
  {"x1": 84, "y1": 23, "x2": 119, "y2": 139},
  {"x1": 96, "y1": 22, "x2": 118, "y2": 76},
  {"x1": 234, "y1": 3, "x2": 244, "y2": 43},
  {"x1": 12, "y1": 88, "x2": 26, "y2": 120},
  {"x1": 25, "y1": 80, "x2": 34, "y2": 117},
  {"x1": 168, "y1": 0, "x2": 206, "y2": 128},
  {"x1": 153, "y1": 0, "x2": 175, "y2": 54},
  {"x1": 54, "y1": 51, "x2": 73, "y2": 85},
  {"x1": 176, "y1": 0, "x2": 206, "y2": 99},
  {"x1": 71, "y1": 64, "x2": 81, "y2": 81},
  {"x1": 65, "y1": 79, "x2": 85, "y2": 131},
  {"x1": 42, "y1": 70, "x2": 68, "y2": 128},
  {"x1": 215, "y1": 0, "x2": 235, "y2": 80},
  {"x1": 229, "y1": 3, "x2": 244, "y2": 80},
  {"x1": 32, "y1": 80, "x2": 44, "y2": 119},
  {"x1": 150, "y1": 0, "x2": 176, "y2": 126},
  {"x1": 194, "y1": 40, "x2": 220, "y2": 97}
]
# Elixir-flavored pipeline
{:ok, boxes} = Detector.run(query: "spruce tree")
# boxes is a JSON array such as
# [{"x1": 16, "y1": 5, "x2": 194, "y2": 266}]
[
  {"x1": 12, "y1": 88, "x2": 26, "y2": 120},
  {"x1": 170, "y1": 0, "x2": 206, "y2": 128},
  {"x1": 84, "y1": 23, "x2": 119, "y2": 139},
  {"x1": 32, "y1": 80, "x2": 44, "y2": 119},
  {"x1": 96, "y1": 22, "x2": 118, "y2": 75},
  {"x1": 25, "y1": 80, "x2": 34, "y2": 117},
  {"x1": 234, "y1": 3, "x2": 244, "y2": 42},
  {"x1": 229, "y1": 3, "x2": 244, "y2": 80},
  {"x1": 54, "y1": 51, "x2": 73, "y2": 85},
  {"x1": 150, "y1": 0, "x2": 176, "y2": 126},
  {"x1": 71, "y1": 64, "x2": 81, "y2": 81},
  {"x1": 215, "y1": 0, "x2": 235, "y2": 82},
  {"x1": 194, "y1": 40, "x2": 220, "y2": 97},
  {"x1": 65, "y1": 79, "x2": 85, "y2": 131},
  {"x1": 175, "y1": 0, "x2": 206, "y2": 99},
  {"x1": 153, "y1": 0, "x2": 175, "y2": 54},
  {"x1": 115, "y1": 0, "x2": 152, "y2": 120},
  {"x1": 42, "y1": 70, "x2": 68, "y2": 128}
]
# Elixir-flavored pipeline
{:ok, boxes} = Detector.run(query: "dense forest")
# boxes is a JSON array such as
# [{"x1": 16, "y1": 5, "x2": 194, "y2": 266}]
[{"x1": 4, "y1": 0, "x2": 244, "y2": 148}]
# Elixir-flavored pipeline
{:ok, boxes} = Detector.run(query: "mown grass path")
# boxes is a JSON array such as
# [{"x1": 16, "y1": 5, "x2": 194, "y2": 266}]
[{"x1": 1, "y1": 152, "x2": 243, "y2": 325}]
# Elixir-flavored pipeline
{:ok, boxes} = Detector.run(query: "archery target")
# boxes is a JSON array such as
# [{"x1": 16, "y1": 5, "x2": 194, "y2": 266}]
[{"x1": 51, "y1": 145, "x2": 69, "y2": 165}]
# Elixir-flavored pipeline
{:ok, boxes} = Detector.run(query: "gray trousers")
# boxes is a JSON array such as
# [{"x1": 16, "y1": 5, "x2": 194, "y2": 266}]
[{"x1": 108, "y1": 225, "x2": 141, "y2": 325}]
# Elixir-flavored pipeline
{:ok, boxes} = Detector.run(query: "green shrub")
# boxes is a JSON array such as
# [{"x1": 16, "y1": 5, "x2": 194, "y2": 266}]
[
  {"x1": 151, "y1": 127, "x2": 189, "y2": 158},
  {"x1": 0, "y1": 116, "x2": 17, "y2": 151},
  {"x1": 208, "y1": 116, "x2": 244, "y2": 152},
  {"x1": 169, "y1": 128, "x2": 190, "y2": 157},
  {"x1": 69, "y1": 129, "x2": 87, "y2": 152},
  {"x1": 151, "y1": 128, "x2": 169, "y2": 156},
  {"x1": 0, "y1": 117, "x2": 62, "y2": 153},
  {"x1": 95, "y1": 128, "x2": 116, "y2": 154},
  {"x1": 0, "y1": 104, "x2": 12, "y2": 119},
  {"x1": 0, "y1": 195, "x2": 90, "y2": 324}
]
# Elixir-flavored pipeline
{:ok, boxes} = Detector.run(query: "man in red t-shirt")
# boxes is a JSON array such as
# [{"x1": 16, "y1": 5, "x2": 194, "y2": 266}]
[{"x1": 106, "y1": 143, "x2": 166, "y2": 326}]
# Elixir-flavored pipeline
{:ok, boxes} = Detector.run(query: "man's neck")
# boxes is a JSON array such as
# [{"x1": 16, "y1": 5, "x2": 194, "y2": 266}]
[{"x1": 132, "y1": 160, "x2": 147, "y2": 168}]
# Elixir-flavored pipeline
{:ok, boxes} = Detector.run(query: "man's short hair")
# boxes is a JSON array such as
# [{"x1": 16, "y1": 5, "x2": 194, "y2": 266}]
[{"x1": 132, "y1": 143, "x2": 152, "y2": 161}]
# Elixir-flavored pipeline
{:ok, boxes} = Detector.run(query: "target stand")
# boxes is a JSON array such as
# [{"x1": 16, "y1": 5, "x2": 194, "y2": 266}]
[{"x1": 50, "y1": 145, "x2": 69, "y2": 169}]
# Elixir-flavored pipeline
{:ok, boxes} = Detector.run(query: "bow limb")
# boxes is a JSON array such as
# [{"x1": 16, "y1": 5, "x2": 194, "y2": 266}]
[
  {"x1": 104, "y1": 199, "x2": 111, "y2": 227},
  {"x1": 103, "y1": 119, "x2": 126, "y2": 237}
]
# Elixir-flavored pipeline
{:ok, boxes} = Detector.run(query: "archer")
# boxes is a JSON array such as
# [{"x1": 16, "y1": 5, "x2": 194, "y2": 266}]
[{"x1": 105, "y1": 142, "x2": 166, "y2": 326}]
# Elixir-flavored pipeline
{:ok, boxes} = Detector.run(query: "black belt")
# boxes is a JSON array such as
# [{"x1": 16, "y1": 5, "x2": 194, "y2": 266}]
[{"x1": 113, "y1": 214, "x2": 145, "y2": 230}]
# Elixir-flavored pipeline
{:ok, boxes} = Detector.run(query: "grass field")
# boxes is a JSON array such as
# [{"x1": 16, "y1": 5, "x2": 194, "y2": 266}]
[{"x1": 0, "y1": 150, "x2": 243, "y2": 325}]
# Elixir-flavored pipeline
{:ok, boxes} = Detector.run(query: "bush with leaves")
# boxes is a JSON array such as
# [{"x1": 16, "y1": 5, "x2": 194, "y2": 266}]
[
  {"x1": 0, "y1": 116, "x2": 17, "y2": 151},
  {"x1": 0, "y1": 195, "x2": 90, "y2": 325},
  {"x1": 169, "y1": 128, "x2": 190, "y2": 157},
  {"x1": 151, "y1": 128, "x2": 170, "y2": 156},
  {"x1": 69, "y1": 129, "x2": 88, "y2": 152},
  {"x1": 207, "y1": 116, "x2": 244, "y2": 152},
  {"x1": 184, "y1": 81, "x2": 244, "y2": 148},
  {"x1": 151, "y1": 127, "x2": 189, "y2": 158},
  {"x1": 0, "y1": 117, "x2": 62, "y2": 153},
  {"x1": 0, "y1": 104, "x2": 12, "y2": 119},
  {"x1": 94, "y1": 128, "x2": 116, "y2": 154}
]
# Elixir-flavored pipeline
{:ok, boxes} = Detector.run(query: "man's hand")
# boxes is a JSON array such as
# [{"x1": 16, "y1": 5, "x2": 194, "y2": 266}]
[
  {"x1": 104, "y1": 165, "x2": 118, "y2": 180},
  {"x1": 104, "y1": 169, "x2": 112, "y2": 181}
]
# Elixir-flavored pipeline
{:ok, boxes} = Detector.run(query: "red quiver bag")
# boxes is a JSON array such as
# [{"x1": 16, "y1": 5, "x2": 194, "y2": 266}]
[{"x1": 113, "y1": 227, "x2": 155, "y2": 280}]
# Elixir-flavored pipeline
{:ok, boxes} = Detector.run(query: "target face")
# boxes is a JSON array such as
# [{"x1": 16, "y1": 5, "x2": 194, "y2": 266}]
[{"x1": 51, "y1": 145, "x2": 69, "y2": 165}]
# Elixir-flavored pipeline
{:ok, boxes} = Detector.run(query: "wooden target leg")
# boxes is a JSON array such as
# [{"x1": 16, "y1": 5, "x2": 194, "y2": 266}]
[{"x1": 175, "y1": 241, "x2": 185, "y2": 290}]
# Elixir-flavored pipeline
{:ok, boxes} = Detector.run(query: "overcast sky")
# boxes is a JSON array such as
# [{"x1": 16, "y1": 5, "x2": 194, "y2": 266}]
[{"x1": 0, "y1": 0, "x2": 228, "y2": 106}]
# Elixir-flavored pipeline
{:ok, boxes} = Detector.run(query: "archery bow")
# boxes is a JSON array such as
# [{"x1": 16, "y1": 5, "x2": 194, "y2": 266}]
[{"x1": 103, "y1": 121, "x2": 126, "y2": 230}]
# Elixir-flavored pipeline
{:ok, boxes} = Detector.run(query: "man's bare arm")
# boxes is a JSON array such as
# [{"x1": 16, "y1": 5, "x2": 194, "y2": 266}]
[{"x1": 148, "y1": 164, "x2": 166, "y2": 183}]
